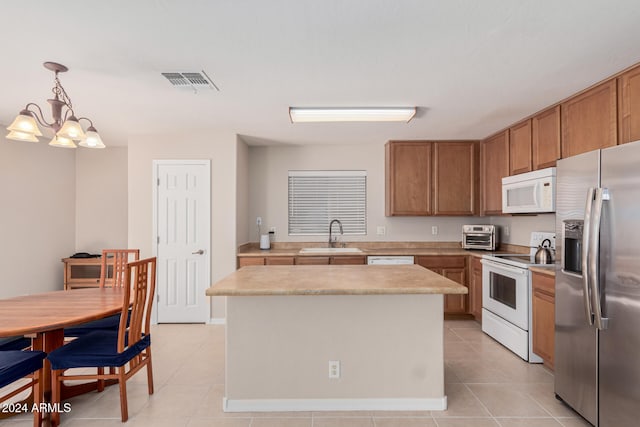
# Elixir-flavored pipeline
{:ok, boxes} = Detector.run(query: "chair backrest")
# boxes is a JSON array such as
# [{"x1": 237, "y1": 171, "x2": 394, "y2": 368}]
[
  {"x1": 117, "y1": 257, "x2": 156, "y2": 352},
  {"x1": 100, "y1": 249, "x2": 140, "y2": 288}
]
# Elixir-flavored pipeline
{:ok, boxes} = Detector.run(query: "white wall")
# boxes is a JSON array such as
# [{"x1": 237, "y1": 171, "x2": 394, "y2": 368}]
[
  {"x1": 236, "y1": 138, "x2": 250, "y2": 247},
  {"x1": 75, "y1": 147, "x2": 128, "y2": 252},
  {"x1": 0, "y1": 137, "x2": 76, "y2": 297},
  {"x1": 489, "y1": 214, "x2": 556, "y2": 247},
  {"x1": 248, "y1": 142, "x2": 556, "y2": 247},
  {"x1": 248, "y1": 143, "x2": 485, "y2": 244},
  {"x1": 127, "y1": 131, "x2": 239, "y2": 320}
]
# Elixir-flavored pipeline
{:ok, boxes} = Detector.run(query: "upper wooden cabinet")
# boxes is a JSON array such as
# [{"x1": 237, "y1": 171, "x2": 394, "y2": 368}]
[
  {"x1": 386, "y1": 140, "x2": 478, "y2": 216},
  {"x1": 433, "y1": 141, "x2": 478, "y2": 215},
  {"x1": 532, "y1": 105, "x2": 561, "y2": 169},
  {"x1": 618, "y1": 64, "x2": 640, "y2": 144},
  {"x1": 561, "y1": 80, "x2": 617, "y2": 158},
  {"x1": 480, "y1": 130, "x2": 509, "y2": 216},
  {"x1": 509, "y1": 120, "x2": 532, "y2": 175},
  {"x1": 385, "y1": 141, "x2": 432, "y2": 215}
]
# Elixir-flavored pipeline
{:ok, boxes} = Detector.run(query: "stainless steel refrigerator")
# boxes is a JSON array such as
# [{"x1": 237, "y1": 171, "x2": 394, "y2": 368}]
[{"x1": 555, "y1": 139, "x2": 640, "y2": 426}]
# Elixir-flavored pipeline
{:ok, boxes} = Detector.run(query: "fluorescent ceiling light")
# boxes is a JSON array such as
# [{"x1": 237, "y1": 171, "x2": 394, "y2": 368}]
[{"x1": 289, "y1": 107, "x2": 416, "y2": 123}]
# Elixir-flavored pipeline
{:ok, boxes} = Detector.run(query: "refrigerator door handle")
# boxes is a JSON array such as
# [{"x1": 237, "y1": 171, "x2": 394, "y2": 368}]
[
  {"x1": 582, "y1": 187, "x2": 595, "y2": 326},
  {"x1": 589, "y1": 187, "x2": 610, "y2": 330}
]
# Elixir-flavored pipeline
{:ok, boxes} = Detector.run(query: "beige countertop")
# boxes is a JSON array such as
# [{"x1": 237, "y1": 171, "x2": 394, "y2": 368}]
[
  {"x1": 529, "y1": 265, "x2": 556, "y2": 276},
  {"x1": 206, "y1": 264, "x2": 468, "y2": 296},
  {"x1": 236, "y1": 242, "x2": 521, "y2": 258}
]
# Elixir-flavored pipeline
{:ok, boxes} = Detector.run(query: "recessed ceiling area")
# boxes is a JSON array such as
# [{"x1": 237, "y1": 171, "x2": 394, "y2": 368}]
[{"x1": 2, "y1": 1, "x2": 640, "y2": 147}]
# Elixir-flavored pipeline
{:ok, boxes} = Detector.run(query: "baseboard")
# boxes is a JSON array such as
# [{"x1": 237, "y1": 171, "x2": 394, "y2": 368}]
[{"x1": 223, "y1": 396, "x2": 447, "y2": 412}]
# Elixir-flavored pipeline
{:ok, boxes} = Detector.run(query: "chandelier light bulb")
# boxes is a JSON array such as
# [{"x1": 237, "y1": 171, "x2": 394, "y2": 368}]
[
  {"x1": 6, "y1": 111, "x2": 43, "y2": 137},
  {"x1": 49, "y1": 135, "x2": 77, "y2": 148},
  {"x1": 57, "y1": 116, "x2": 86, "y2": 140},
  {"x1": 6, "y1": 130, "x2": 40, "y2": 142},
  {"x1": 78, "y1": 126, "x2": 106, "y2": 149}
]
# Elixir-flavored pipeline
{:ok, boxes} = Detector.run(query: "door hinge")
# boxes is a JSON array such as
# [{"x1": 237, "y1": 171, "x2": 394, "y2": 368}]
[
  {"x1": 157, "y1": 178, "x2": 160, "y2": 186},
  {"x1": 157, "y1": 236, "x2": 160, "y2": 244},
  {"x1": 156, "y1": 294, "x2": 159, "y2": 303}
]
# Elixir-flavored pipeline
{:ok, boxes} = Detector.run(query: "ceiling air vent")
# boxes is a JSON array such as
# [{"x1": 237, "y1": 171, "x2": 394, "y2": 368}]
[{"x1": 161, "y1": 71, "x2": 219, "y2": 93}]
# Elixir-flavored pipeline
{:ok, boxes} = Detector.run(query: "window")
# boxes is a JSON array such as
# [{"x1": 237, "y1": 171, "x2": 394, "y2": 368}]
[{"x1": 288, "y1": 170, "x2": 366, "y2": 235}]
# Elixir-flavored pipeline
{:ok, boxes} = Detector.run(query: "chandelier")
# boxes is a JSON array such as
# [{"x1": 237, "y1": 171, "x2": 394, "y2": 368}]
[{"x1": 5, "y1": 62, "x2": 105, "y2": 149}]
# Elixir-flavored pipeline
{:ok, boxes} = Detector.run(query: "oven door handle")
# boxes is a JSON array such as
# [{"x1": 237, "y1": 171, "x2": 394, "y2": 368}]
[
  {"x1": 480, "y1": 259, "x2": 527, "y2": 275},
  {"x1": 582, "y1": 188, "x2": 595, "y2": 326}
]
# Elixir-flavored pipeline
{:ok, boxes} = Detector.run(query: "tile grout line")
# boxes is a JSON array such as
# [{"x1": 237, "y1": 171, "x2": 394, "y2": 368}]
[{"x1": 454, "y1": 322, "x2": 504, "y2": 427}]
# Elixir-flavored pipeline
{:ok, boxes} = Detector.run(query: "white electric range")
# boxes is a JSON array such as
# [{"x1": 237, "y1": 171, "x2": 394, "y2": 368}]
[{"x1": 480, "y1": 232, "x2": 555, "y2": 362}]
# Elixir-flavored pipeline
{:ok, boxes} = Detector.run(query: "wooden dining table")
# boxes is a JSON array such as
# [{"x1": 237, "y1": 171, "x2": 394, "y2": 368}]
[{"x1": 0, "y1": 287, "x2": 126, "y2": 402}]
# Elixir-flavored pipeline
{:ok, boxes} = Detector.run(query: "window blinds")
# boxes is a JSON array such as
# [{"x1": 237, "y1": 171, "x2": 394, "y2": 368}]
[{"x1": 288, "y1": 170, "x2": 367, "y2": 235}]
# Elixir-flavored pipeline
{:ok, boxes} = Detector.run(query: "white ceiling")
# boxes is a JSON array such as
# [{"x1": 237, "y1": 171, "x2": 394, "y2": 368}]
[{"x1": 2, "y1": 1, "x2": 640, "y2": 147}]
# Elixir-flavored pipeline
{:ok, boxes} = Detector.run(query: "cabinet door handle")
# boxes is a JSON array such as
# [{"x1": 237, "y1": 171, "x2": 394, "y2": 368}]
[{"x1": 192, "y1": 249, "x2": 205, "y2": 255}]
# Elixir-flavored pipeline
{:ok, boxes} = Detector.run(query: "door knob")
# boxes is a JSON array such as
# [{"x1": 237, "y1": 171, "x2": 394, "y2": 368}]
[{"x1": 192, "y1": 249, "x2": 204, "y2": 255}]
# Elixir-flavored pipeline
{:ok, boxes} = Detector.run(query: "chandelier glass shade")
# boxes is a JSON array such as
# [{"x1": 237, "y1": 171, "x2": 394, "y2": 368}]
[{"x1": 5, "y1": 62, "x2": 105, "y2": 149}]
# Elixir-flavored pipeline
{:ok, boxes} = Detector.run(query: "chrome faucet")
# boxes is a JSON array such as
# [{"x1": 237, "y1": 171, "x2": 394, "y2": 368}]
[{"x1": 328, "y1": 219, "x2": 343, "y2": 248}]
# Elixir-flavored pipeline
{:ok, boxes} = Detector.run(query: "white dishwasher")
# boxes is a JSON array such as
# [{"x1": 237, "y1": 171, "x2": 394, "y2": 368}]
[{"x1": 367, "y1": 256, "x2": 414, "y2": 265}]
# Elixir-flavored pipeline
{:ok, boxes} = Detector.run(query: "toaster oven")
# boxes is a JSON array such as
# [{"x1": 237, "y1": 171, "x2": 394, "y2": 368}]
[{"x1": 462, "y1": 225, "x2": 498, "y2": 250}]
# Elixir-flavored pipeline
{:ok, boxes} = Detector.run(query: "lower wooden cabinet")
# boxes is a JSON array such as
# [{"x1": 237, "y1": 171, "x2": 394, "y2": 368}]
[
  {"x1": 416, "y1": 256, "x2": 468, "y2": 314},
  {"x1": 237, "y1": 257, "x2": 265, "y2": 268},
  {"x1": 265, "y1": 257, "x2": 295, "y2": 265},
  {"x1": 330, "y1": 256, "x2": 366, "y2": 265},
  {"x1": 295, "y1": 257, "x2": 330, "y2": 265},
  {"x1": 532, "y1": 270, "x2": 555, "y2": 369},
  {"x1": 239, "y1": 255, "x2": 368, "y2": 267},
  {"x1": 469, "y1": 256, "x2": 483, "y2": 321}
]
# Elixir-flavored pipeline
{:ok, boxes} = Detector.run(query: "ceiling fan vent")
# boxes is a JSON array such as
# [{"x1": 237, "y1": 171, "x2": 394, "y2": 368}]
[{"x1": 161, "y1": 71, "x2": 219, "y2": 93}]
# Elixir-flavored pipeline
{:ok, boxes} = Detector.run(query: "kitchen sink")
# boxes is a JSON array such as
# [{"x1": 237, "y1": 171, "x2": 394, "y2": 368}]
[{"x1": 299, "y1": 247, "x2": 363, "y2": 254}]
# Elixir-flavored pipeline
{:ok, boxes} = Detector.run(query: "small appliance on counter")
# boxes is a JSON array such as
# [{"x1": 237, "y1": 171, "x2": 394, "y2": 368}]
[
  {"x1": 259, "y1": 234, "x2": 271, "y2": 250},
  {"x1": 462, "y1": 225, "x2": 498, "y2": 250}
]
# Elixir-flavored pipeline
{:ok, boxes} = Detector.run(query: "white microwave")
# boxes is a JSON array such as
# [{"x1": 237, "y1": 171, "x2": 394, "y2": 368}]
[{"x1": 502, "y1": 167, "x2": 556, "y2": 213}]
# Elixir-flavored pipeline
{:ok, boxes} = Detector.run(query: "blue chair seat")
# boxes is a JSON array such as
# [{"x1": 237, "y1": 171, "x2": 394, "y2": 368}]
[
  {"x1": 0, "y1": 350, "x2": 47, "y2": 388},
  {"x1": 0, "y1": 336, "x2": 31, "y2": 351},
  {"x1": 64, "y1": 313, "x2": 121, "y2": 336},
  {"x1": 48, "y1": 330, "x2": 150, "y2": 370}
]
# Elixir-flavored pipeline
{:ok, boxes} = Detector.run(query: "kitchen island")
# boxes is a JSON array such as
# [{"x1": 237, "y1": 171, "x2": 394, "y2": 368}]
[{"x1": 206, "y1": 264, "x2": 467, "y2": 412}]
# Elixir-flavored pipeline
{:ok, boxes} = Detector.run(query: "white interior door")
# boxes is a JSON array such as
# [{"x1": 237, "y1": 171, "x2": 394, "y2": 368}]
[{"x1": 154, "y1": 160, "x2": 210, "y2": 323}]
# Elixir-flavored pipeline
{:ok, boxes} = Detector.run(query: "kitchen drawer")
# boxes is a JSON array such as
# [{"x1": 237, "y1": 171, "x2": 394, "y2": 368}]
[
  {"x1": 265, "y1": 257, "x2": 295, "y2": 265},
  {"x1": 238, "y1": 257, "x2": 265, "y2": 268},
  {"x1": 330, "y1": 256, "x2": 366, "y2": 265},
  {"x1": 415, "y1": 256, "x2": 466, "y2": 269},
  {"x1": 295, "y1": 256, "x2": 330, "y2": 265},
  {"x1": 532, "y1": 271, "x2": 555, "y2": 296}
]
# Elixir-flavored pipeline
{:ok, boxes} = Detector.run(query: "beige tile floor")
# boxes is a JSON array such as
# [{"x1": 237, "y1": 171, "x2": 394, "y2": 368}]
[{"x1": 4, "y1": 319, "x2": 591, "y2": 426}]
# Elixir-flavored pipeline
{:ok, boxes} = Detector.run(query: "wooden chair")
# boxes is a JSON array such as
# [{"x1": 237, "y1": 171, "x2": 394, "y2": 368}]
[
  {"x1": 64, "y1": 249, "x2": 140, "y2": 337},
  {"x1": 0, "y1": 348, "x2": 47, "y2": 427},
  {"x1": 48, "y1": 257, "x2": 157, "y2": 425},
  {"x1": 99, "y1": 249, "x2": 140, "y2": 288}
]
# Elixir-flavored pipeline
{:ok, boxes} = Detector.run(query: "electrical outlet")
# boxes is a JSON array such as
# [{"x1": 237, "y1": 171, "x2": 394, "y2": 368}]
[
  {"x1": 431, "y1": 226, "x2": 438, "y2": 235},
  {"x1": 504, "y1": 226, "x2": 510, "y2": 237},
  {"x1": 376, "y1": 226, "x2": 386, "y2": 236},
  {"x1": 329, "y1": 360, "x2": 340, "y2": 379},
  {"x1": 256, "y1": 217, "x2": 262, "y2": 226},
  {"x1": 270, "y1": 226, "x2": 276, "y2": 233}
]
